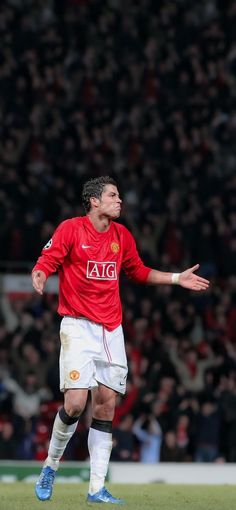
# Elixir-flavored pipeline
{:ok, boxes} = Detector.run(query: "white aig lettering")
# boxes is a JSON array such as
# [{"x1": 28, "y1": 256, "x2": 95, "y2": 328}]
[{"x1": 87, "y1": 261, "x2": 117, "y2": 280}]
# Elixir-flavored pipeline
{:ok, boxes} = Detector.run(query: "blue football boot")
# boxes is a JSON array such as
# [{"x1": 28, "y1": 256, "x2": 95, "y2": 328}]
[
  {"x1": 35, "y1": 466, "x2": 56, "y2": 501},
  {"x1": 87, "y1": 487, "x2": 125, "y2": 504}
]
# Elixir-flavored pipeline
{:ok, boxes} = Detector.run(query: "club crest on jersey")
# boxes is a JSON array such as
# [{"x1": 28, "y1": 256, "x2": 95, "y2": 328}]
[
  {"x1": 111, "y1": 241, "x2": 120, "y2": 253},
  {"x1": 43, "y1": 238, "x2": 53, "y2": 250},
  {"x1": 87, "y1": 261, "x2": 117, "y2": 280}
]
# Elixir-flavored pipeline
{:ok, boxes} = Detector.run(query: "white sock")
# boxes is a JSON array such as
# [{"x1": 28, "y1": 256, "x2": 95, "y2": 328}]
[
  {"x1": 88, "y1": 427, "x2": 113, "y2": 495},
  {"x1": 44, "y1": 412, "x2": 78, "y2": 471}
]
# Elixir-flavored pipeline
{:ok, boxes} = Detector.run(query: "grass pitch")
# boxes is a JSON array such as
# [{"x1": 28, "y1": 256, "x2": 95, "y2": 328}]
[{"x1": 0, "y1": 483, "x2": 235, "y2": 510}]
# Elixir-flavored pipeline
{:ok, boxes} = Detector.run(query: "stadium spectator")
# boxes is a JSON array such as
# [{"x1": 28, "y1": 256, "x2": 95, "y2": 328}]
[
  {"x1": 111, "y1": 414, "x2": 136, "y2": 462},
  {"x1": 0, "y1": 421, "x2": 17, "y2": 460},
  {"x1": 194, "y1": 400, "x2": 221, "y2": 462},
  {"x1": 161, "y1": 430, "x2": 188, "y2": 463},
  {"x1": 133, "y1": 414, "x2": 163, "y2": 463}
]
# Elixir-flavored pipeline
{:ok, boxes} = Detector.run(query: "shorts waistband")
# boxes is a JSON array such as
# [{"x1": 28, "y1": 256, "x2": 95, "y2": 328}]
[
  {"x1": 63, "y1": 315, "x2": 101, "y2": 326},
  {"x1": 63, "y1": 315, "x2": 84, "y2": 319}
]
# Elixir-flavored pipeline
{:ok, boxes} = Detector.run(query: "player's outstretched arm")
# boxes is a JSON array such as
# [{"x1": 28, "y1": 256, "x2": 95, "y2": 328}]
[
  {"x1": 32, "y1": 270, "x2": 47, "y2": 295},
  {"x1": 147, "y1": 263, "x2": 209, "y2": 292}
]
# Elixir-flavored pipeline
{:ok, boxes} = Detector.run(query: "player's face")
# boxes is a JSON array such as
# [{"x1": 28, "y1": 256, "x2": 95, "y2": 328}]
[{"x1": 97, "y1": 184, "x2": 122, "y2": 219}]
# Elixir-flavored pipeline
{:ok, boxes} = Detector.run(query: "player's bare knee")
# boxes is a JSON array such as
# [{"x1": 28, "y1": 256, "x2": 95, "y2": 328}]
[
  {"x1": 64, "y1": 389, "x2": 87, "y2": 418},
  {"x1": 65, "y1": 401, "x2": 85, "y2": 417},
  {"x1": 59, "y1": 404, "x2": 83, "y2": 423}
]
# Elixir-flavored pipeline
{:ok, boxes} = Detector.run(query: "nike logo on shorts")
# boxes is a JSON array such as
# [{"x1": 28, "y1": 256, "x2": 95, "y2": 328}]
[{"x1": 82, "y1": 244, "x2": 92, "y2": 249}]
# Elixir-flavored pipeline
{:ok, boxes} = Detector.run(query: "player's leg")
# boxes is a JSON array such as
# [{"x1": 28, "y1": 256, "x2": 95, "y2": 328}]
[
  {"x1": 87, "y1": 384, "x2": 124, "y2": 504},
  {"x1": 35, "y1": 316, "x2": 96, "y2": 501},
  {"x1": 86, "y1": 324, "x2": 127, "y2": 503},
  {"x1": 45, "y1": 388, "x2": 88, "y2": 469},
  {"x1": 35, "y1": 388, "x2": 87, "y2": 501},
  {"x1": 89, "y1": 384, "x2": 116, "y2": 493}
]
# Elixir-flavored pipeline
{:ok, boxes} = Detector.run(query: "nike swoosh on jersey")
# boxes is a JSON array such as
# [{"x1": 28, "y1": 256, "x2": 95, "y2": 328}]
[{"x1": 82, "y1": 245, "x2": 92, "y2": 249}]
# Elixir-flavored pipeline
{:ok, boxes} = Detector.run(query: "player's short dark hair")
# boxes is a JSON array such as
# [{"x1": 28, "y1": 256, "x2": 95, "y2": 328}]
[{"x1": 82, "y1": 176, "x2": 117, "y2": 212}]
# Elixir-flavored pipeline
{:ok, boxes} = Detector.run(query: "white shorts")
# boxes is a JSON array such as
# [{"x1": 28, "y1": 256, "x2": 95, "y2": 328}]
[{"x1": 59, "y1": 317, "x2": 128, "y2": 394}]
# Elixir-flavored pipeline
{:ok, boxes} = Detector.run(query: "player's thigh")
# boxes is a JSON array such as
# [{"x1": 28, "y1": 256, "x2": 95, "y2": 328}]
[{"x1": 91, "y1": 384, "x2": 117, "y2": 420}]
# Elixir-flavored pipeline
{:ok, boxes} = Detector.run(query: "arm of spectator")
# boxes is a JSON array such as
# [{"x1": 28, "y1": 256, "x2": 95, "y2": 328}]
[
  {"x1": 0, "y1": 293, "x2": 19, "y2": 333},
  {"x1": 168, "y1": 341, "x2": 186, "y2": 373},
  {"x1": 148, "y1": 415, "x2": 162, "y2": 436},
  {"x1": 2, "y1": 377, "x2": 21, "y2": 394},
  {"x1": 39, "y1": 386, "x2": 53, "y2": 401},
  {"x1": 10, "y1": 334, "x2": 25, "y2": 372},
  {"x1": 133, "y1": 417, "x2": 149, "y2": 442},
  {"x1": 225, "y1": 342, "x2": 236, "y2": 362},
  {"x1": 198, "y1": 345, "x2": 222, "y2": 370}
]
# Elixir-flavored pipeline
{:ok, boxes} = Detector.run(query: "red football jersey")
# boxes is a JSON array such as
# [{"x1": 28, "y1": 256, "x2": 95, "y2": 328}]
[{"x1": 32, "y1": 216, "x2": 152, "y2": 330}]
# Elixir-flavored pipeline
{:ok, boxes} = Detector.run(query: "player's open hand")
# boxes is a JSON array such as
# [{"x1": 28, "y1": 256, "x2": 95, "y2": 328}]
[
  {"x1": 32, "y1": 270, "x2": 46, "y2": 295},
  {"x1": 179, "y1": 264, "x2": 209, "y2": 291}
]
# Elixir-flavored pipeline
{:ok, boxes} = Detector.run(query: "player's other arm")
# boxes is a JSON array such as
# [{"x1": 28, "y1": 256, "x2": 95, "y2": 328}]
[
  {"x1": 147, "y1": 264, "x2": 210, "y2": 292},
  {"x1": 32, "y1": 219, "x2": 74, "y2": 295},
  {"x1": 32, "y1": 269, "x2": 47, "y2": 295},
  {"x1": 122, "y1": 228, "x2": 209, "y2": 292}
]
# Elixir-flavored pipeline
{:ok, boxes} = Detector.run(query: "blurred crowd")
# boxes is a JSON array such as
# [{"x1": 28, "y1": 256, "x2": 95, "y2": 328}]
[{"x1": 0, "y1": 0, "x2": 236, "y2": 463}]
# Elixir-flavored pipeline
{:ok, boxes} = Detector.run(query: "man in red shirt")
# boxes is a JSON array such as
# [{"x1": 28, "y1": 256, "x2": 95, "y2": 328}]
[{"x1": 32, "y1": 176, "x2": 209, "y2": 504}]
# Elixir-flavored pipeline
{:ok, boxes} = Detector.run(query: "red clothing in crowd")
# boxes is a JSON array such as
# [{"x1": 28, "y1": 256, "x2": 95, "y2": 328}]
[{"x1": 32, "y1": 216, "x2": 151, "y2": 331}]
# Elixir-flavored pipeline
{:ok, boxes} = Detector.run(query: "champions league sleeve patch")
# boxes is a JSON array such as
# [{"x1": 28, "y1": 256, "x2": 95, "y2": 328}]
[{"x1": 43, "y1": 238, "x2": 53, "y2": 250}]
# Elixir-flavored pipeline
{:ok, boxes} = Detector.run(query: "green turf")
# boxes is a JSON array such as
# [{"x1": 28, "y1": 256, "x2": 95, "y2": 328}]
[{"x1": 0, "y1": 483, "x2": 235, "y2": 510}]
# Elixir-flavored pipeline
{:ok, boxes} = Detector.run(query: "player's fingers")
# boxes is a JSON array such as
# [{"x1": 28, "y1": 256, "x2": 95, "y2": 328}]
[
  {"x1": 195, "y1": 276, "x2": 210, "y2": 285},
  {"x1": 194, "y1": 283, "x2": 208, "y2": 291},
  {"x1": 36, "y1": 288, "x2": 43, "y2": 295},
  {"x1": 196, "y1": 279, "x2": 210, "y2": 288},
  {"x1": 189, "y1": 264, "x2": 200, "y2": 273},
  {"x1": 195, "y1": 279, "x2": 209, "y2": 288},
  {"x1": 33, "y1": 283, "x2": 43, "y2": 294}
]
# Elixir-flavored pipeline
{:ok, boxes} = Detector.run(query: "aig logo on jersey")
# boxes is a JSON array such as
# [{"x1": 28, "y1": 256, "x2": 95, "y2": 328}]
[{"x1": 87, "y1": 261, "x2": 117, "y2": 280}]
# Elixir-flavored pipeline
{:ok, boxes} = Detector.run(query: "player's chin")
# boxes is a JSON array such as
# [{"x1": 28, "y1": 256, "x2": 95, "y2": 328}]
[{"x1": 112, "y1": 210, "x2": 121, "y2": 219}]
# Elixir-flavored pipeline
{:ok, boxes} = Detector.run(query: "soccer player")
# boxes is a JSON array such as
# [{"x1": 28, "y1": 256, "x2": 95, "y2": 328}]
[{"x1": 32, "y1": 176, "x2": 209, "y2": 504}]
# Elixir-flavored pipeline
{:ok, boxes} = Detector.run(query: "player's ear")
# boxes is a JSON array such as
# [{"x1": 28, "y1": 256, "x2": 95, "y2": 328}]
[{"x1": 90, "y1": 196, "x2": 99, "y2": 208}]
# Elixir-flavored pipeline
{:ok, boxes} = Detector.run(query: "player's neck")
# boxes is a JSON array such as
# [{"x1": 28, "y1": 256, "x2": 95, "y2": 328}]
[{"x1": 87, "y1": 212, "x2": 111, "y2": 233}]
